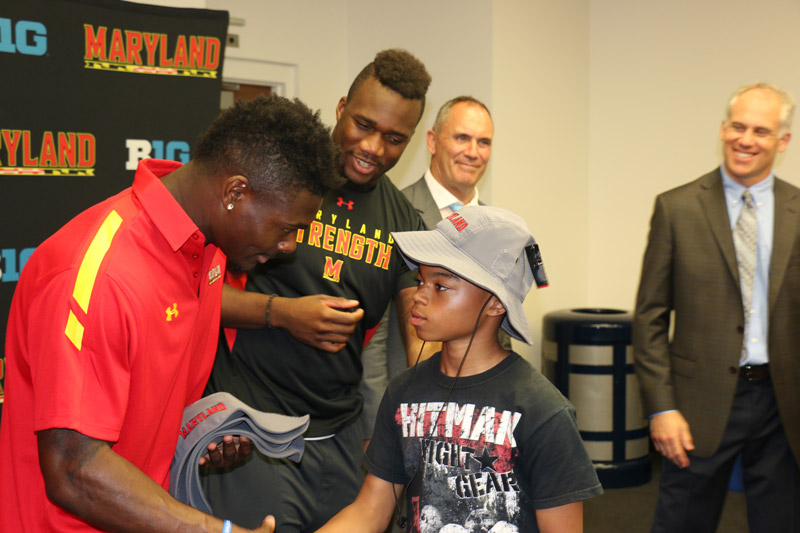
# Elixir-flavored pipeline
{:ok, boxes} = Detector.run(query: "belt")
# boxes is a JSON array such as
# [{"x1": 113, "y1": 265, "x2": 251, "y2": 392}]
[{"x1": 739, "y1": 364, "x2": 770, "y2": 381}]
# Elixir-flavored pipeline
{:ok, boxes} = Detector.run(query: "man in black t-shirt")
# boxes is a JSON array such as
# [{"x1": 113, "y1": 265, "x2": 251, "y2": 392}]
[{"x1": 203, "y1": 50, "x2": 434, "y2": 532}]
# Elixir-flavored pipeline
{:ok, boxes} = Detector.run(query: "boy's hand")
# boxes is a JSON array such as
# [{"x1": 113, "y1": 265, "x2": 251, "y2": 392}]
[
  {"x1": 249, "y1": 515, "x2": 275, "y2": 532},
  {"x1": 198, "y1": 435, "x2": 253, "y2": 469}
]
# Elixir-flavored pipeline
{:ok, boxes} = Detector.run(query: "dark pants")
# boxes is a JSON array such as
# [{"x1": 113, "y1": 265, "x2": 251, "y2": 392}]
[
  {"x1": 653, "y1": 378, "x2": 800, "y2": 532},
  {"x1": 201, "y1": 420, "x2": 365, "y2": 532}
]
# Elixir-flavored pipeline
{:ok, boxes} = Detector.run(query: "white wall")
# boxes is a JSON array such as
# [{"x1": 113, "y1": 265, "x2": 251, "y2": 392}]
[
  {"x1": 491, "y1": 1, "x2": 591, "y2": 365},
  {"x1": 206, "y1": 0, "x2": 350, "y2": 126},
  {"x1": 142, "y1": 0, "x2": 800, "y2": 368},
  {"x1": 587, "y1": 0, "x2": 800, "y2": 315}
]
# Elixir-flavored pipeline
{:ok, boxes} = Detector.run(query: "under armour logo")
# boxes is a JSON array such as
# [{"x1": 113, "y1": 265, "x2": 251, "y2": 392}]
[
  {"x1": 337, "y1": 197, "x2": 354, "y2": 210},
  {"x1": 166, "y1": 303, "x2": 179, "y2": 321}
]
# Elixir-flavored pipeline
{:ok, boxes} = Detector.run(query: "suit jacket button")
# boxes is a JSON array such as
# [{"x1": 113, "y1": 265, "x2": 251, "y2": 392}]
[
  {"x1": 729, "y1": 366, "x2": 738, "y2": 374},
  {"x1": 736, "y1": 325, "x2": 744, "y2": 333}
]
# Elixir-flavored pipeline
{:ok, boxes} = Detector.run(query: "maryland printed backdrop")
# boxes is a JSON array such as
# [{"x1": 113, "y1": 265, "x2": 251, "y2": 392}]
[{"x1": 0, "y1": 0, "x2": 229, "y2": 419}]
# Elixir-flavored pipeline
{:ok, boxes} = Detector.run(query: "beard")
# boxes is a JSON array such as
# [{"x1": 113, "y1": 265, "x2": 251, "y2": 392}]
[{"x1": 226, "y1": 260, "x2": 248, "y2": 275}]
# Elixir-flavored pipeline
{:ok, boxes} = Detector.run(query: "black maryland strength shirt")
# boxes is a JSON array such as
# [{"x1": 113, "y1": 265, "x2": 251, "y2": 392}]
[{"x1": 206, "y1": 176, "x2": 424, "y2": 436}]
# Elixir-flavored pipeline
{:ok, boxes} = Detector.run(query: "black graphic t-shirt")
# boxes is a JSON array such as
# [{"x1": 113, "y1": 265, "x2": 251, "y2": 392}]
[
  {"x1": 366, "y1": 352, "x2": 602, "y2": 532},
  {"x1": 205, "y1": 176, "x2": 425, "y2": 436}
]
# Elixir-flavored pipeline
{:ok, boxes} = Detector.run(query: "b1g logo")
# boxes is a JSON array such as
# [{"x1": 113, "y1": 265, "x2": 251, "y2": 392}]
[
  {"x1": 125, "y1": 139, "x2": 190, "y2": 170},
  {"x1": 0, "y1": 18, "x2": 47, "y2": 56},
  {"x1": 0, "y1": 247, "x2": 36, "y2": 283}
]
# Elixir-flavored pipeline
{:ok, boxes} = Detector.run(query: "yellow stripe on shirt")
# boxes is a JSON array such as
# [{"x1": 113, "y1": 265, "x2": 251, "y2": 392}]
[
  {"x1": 72, "y1": 210, "x2": 123, "y2": 313},
  {"x1": 65, "y1": 210, "x2": 123, "y2": 350},
  {"x1": 65, "y1": 310, "x2": 85, "y2": 350}
]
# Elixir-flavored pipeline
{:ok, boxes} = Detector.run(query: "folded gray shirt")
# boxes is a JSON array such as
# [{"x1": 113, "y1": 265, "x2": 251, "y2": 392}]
[{"x1": 169, "y1": 392, "x2": 309, "y2": 514}]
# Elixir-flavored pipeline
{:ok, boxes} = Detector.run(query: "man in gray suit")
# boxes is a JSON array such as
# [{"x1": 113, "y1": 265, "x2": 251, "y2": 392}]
[
  {"x1": 633, "y1": 83, "x2": 800, "y2": 532},
  {"x1": 360, "y1": 96, "x2": 508, "y2": 439}
]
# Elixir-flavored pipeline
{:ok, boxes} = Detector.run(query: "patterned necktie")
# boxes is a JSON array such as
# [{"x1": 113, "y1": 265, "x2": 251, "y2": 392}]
[{"x1": 733, "y1": 189, "x2": 757, "y2": 361}]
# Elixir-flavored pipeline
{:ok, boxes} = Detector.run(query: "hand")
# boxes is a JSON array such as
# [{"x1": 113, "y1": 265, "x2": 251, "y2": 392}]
[
  {"x1": 251, "y1": 515, "x2": 276, "y2": 532},
  {"x1": 650, "y1": 411, "x2": 695, "y2": 468},
  {"x1": 198, "y1": 435, "x2": 253, "y2": 469},
  {"x1": 272, "y1": 295, "x2": 365, "y2": 353}
]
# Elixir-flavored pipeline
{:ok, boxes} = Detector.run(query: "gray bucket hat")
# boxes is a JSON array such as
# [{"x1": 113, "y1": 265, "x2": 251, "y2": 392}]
[{"x1": 391, "y1": 206, "x2": 547, "y2": 344}]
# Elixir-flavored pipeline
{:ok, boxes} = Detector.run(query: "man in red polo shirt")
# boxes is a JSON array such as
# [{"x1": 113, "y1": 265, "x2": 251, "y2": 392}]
[{"x1": 0, "y1": 96, "x2": 342, "y2": 532}]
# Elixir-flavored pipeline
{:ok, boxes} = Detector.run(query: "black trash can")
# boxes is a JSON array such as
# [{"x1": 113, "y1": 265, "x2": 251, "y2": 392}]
[{"x1": 542, "y1": 308, "x2": 651, "y2": 488}]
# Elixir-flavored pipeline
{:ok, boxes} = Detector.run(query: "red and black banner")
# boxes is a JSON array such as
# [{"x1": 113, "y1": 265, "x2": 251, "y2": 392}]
[{"x1": 0, "y1": 0, "x2": 229, "y2": 418}]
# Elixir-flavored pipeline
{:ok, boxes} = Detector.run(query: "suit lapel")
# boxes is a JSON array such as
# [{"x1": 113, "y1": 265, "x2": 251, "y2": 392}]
[
  {"x1": 406, "y1": 176, "x2": 441, "y2": 229},
  {"x1": 768, "y1": 178, "x2": 800, "y2": 313},
  {"x1": 698, "y1": 169, "x2": 740, "y2": 283}
]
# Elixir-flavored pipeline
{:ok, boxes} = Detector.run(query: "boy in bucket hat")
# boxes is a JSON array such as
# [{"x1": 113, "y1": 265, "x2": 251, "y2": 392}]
[{"x1": 318, "y1": 206, "x2": 602, "y2": 533}]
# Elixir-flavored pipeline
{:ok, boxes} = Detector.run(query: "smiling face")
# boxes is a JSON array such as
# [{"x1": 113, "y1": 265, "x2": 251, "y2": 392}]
[
  {"x1": 720, "y1": 88, "x2": 791, "y2": 186},
  {"x1": 218, "y1": 187, "x2": 321, "y2": 274},
  {"x1": 427, "y1": 102, "x2": 493, "y2": 202},
  {"x1": 331, "y1": 76, "x2": 422, "y2": 189}
]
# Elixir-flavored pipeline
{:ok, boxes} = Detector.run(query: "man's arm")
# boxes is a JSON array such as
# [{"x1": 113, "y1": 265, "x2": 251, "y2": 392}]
[
  {"x1": 315, "y1": 473, "x2": 402, "y2": 533},
  {"x1": 394, "y1": 286, "x2": 440, "y2": 366},
  {"x1": 632, "y1": 195, "x2": 694, "y2": 467},
  {"x1": 221, "y1": 284, "x2": 364, "y2": 353},
  {"x1": 38, "y1": 428, "x2": 273, "y2": 533},
  {"x1": 535, "y1": 502, "x2": 583, "y2": 533}
]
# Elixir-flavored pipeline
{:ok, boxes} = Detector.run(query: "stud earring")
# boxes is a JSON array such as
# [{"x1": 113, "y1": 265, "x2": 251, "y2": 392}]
[{"x1": 227, "y1": 203, "x2": 234, "y2": 211}]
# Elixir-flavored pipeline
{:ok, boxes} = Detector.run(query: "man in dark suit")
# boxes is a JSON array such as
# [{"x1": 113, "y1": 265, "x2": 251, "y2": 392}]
[{"x1": 633, "y1": 83, "x2": 800, "y2": 532}]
